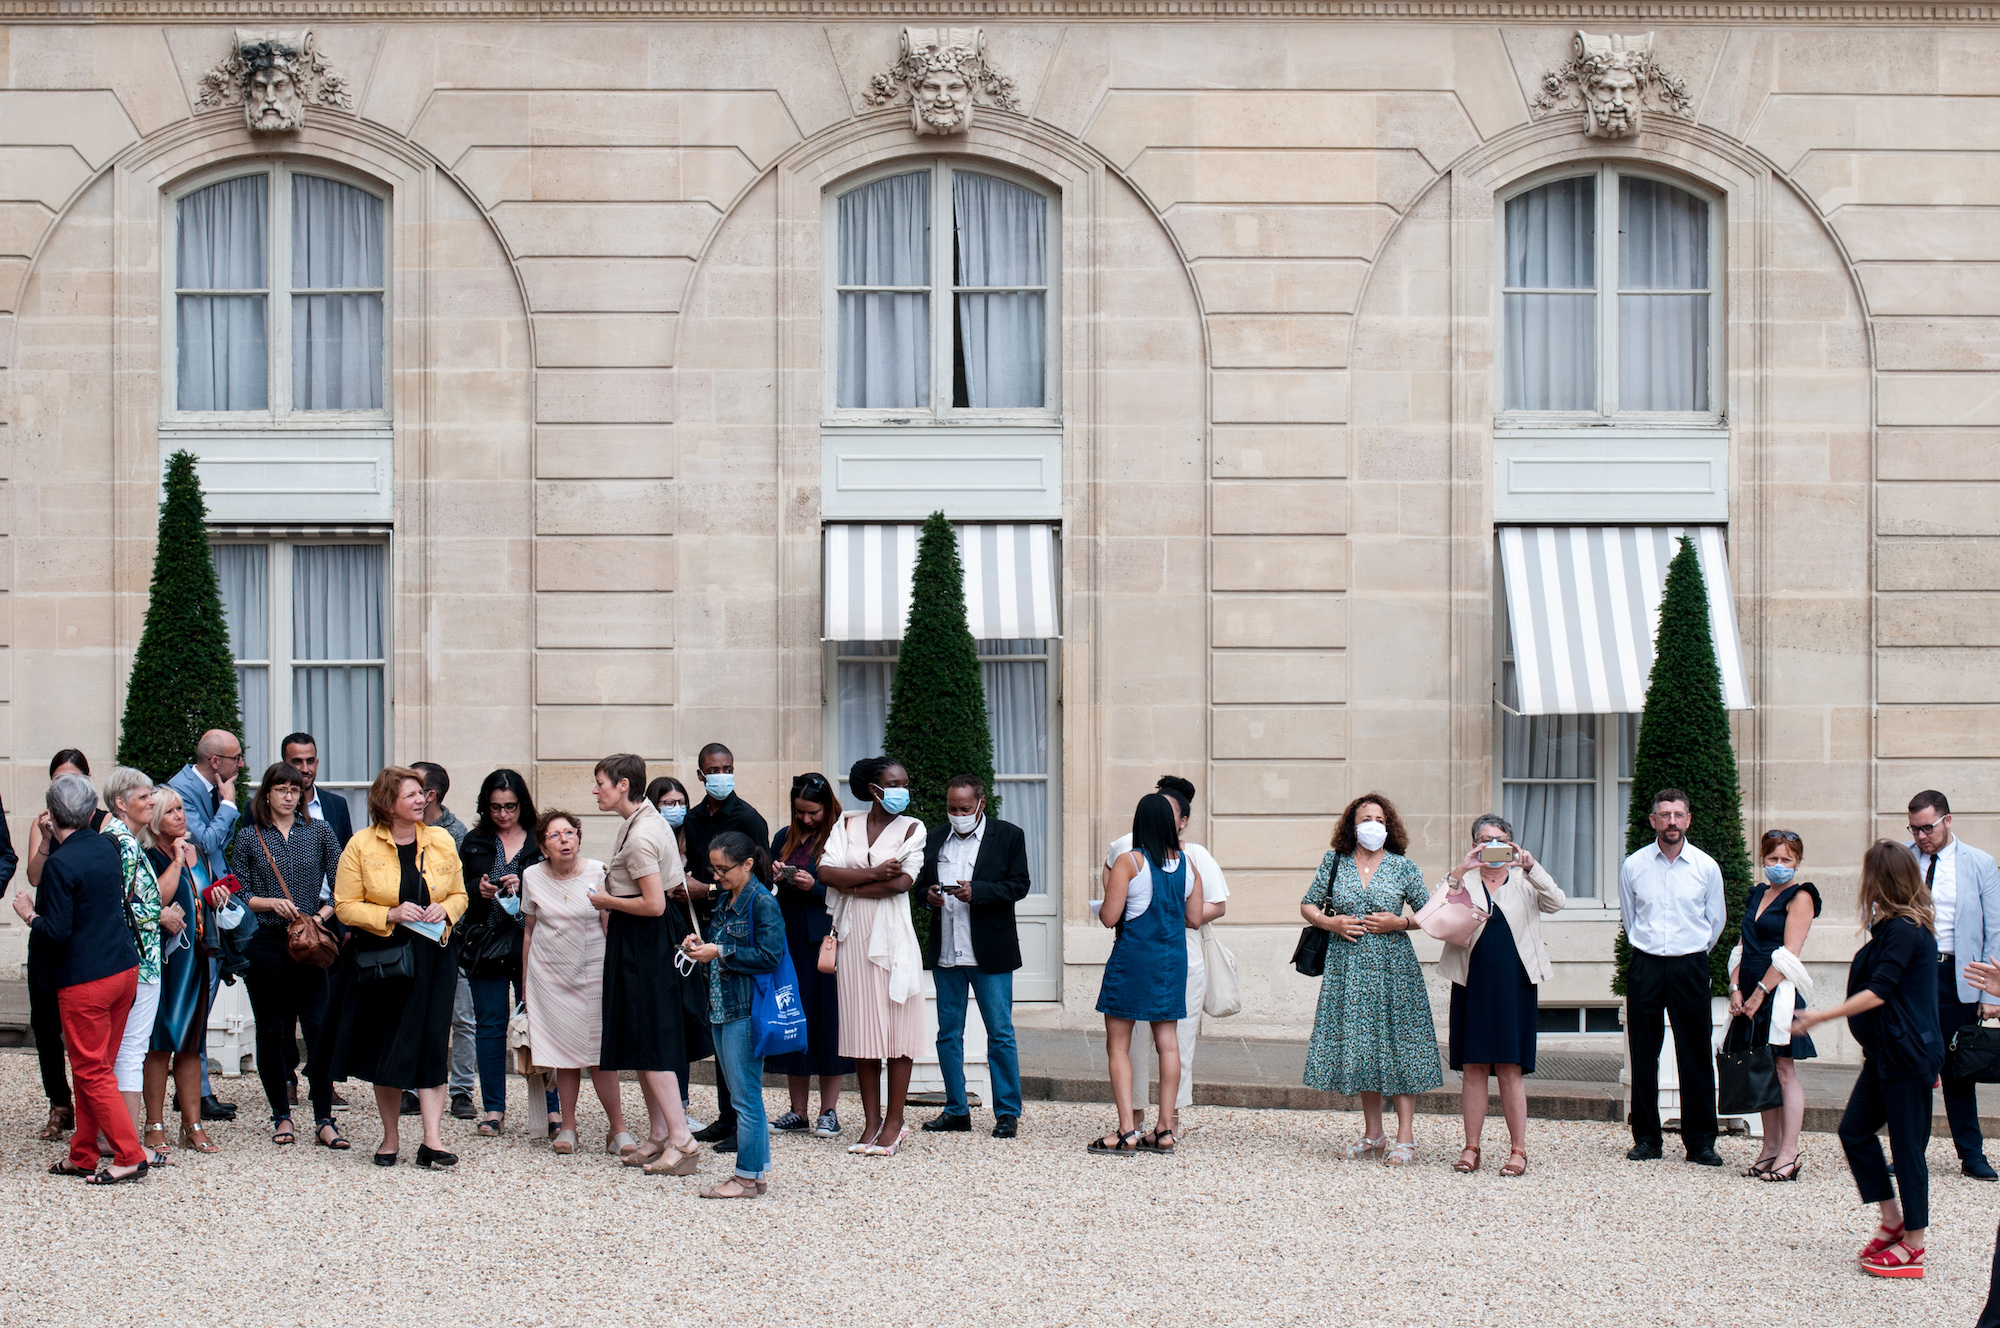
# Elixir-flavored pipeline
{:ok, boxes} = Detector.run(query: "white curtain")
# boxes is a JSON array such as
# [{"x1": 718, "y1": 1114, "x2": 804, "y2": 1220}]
[
  {"x1": 177, "y1": 175, "x2": 268, "y2": 411},
  {"x1": 980, "y1": 639, "x2": 1048, "y2": 895},
  {"x1": 212, "y1": 544, "x2": 270, "y2": 775},
  {"x1": 1501, "y1": 660, "x2": 1599, "y2": 900},
  {"x1": 835, "y1": 642, "x2": 897, "y2": 808},
  {"x1": 953, "y1": 173, "x2": 1046, "y2": 409},
  {"x1": 292, "y1": 175, "x2": 385, "y2": 411},
  {"x1": 293, "y1": 545, "x2": 385, "y2": 822},
  {"x1": 1503, "y1": 176, "x2": 1596, "y2": 411},
  {"x1": 1619, "y1": 177, "x2": 1709, "y2": 412},
  {"x1": 837, "y1": 173, "x2": 930, "y2": 408}
]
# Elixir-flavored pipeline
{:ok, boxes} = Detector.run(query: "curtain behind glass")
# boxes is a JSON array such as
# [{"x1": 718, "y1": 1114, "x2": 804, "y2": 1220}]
[
  {"x1": 1501, "y1": 660, "x2": 1598, "y2": 900},
  {"x1": 213, "y1": 544, "x2": 270, "y2": 776},
  {"x1": 1619, "y1": 176, "x2": 1708, "y2": 411},
  {"x1": 980, "y1": 639, "x2": 1048, "y2": 894},
  {"x1": 178, "y1": 176, "x2": 269, "y2": 411},
  {"x1": 836, "y1": 642, "x2": 896, "y2": 806},
  {"x1": 837, "y1": 173, "x2": 930, "y2": 408},
  {"x1": 293, "y1": 175, "x2": 385, "y2": 411},
  {"x1": 954, "y1": 173, "x2": 1045, "y2": 409},
  {"x1": 1503, "y1": 176, "x2": 1595, "y2": 411},
  {"x1": 293, "y1": 546, "x2": 385, "y2": 819}
]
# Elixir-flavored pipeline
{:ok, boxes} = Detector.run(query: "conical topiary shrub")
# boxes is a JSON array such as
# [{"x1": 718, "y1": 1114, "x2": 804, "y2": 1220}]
[
  {"x1": 118, "y1": 451, "x2": 244, "y2": 785},
  {"x1": 883, "y1": 511, "x2": 997, "y2": 946},
  {"x1": 1613, "y1": 534, "x2": 1753, "y2": 997}
]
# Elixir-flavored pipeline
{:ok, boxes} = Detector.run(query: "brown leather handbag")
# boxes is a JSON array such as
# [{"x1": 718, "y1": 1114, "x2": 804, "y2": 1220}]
[{"x1": 256, "y1": 826, "x2": 339, "y2": 968}]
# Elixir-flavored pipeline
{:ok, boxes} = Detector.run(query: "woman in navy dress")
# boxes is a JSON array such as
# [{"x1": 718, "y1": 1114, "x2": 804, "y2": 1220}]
[
  {"x1": 1730, "y1": 828, "x2": 1821, "y2": 1181},
  {"x1": 767, "y1": 773, "x2": 852, "y2": 1137},
  {"x1": 1090, "y1": 793, "x2": 1203, "y2": 1157}
]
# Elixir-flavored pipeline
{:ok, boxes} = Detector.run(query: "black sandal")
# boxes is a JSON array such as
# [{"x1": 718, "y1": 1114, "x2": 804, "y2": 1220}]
[
  {"x1": 315, "y1": 1118, "x2": 352, "y2": 1150},
  {"x1": 1138, "y1": 1127, "x2": 1178, "y2": 1155},
  {"x1": 271, "y1": 1118, "x2": 296, "y2": 1146},
  {"x1": 1087, "y1": 1129, "x2": 1142, "y2": 1157},
  {"x1": 46, "y1": 1160, "x2": 92, "y2": 1178},
  {"x1": 1759, "y1": 1152, "x2": 1804, "y2": 1182},
  {"x1": 83, "y1": 1161, "x2": 148, "y2": 1186},
  {"x1": 1741, "y1": 1156, "x2": 1776, "y2": 1178}
]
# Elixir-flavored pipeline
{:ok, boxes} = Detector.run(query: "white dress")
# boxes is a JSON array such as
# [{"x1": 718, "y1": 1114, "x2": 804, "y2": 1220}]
[
  {"x1": 521, "y1": 860, "x2": 609, "y2": 1069},
  {"x1": 822, "y1": 811, "x2": 928, "y2": 1060}
]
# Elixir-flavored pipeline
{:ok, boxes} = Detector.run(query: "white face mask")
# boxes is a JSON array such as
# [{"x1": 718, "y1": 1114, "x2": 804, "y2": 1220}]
[
  {"x1": 948, "y1": 812, "x2": 980, "y2": 836},
  {"x1": 1355, "y1": 821, "x2": 1389, "y2": 853}
]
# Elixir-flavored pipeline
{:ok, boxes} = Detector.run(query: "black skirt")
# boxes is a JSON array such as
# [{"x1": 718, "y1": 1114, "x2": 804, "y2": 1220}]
[
  {"x1": 600, "y1": 910, "x2": 704, "y2": 1072},
  {"x1": 1448, "y1": 908, "x2": 1538, "y2": 1073},
  {"x1": 768, "y1": 900, "x2": 853, "y2": 1078},
  {"x1": 322, "y1": 931, "x2": 459, "y2": 1090}
]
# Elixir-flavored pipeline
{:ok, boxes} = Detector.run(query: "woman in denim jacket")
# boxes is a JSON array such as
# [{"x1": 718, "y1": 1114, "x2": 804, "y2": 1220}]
[{"x1": 681, "y1": 830, "x2": 785, "y2": 1198}]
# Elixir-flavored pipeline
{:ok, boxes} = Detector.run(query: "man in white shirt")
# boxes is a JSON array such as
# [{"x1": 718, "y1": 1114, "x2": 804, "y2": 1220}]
[
  {"x1": 1103, "y1": 775, "x2": 1229, "y2": 1115},
  {"x1": 1906, "y1": 789, "x2": 2000, "y2": 1180},
  {"x1": 1617, "y1": 787, "x2": 1726, "y2": 1167}
]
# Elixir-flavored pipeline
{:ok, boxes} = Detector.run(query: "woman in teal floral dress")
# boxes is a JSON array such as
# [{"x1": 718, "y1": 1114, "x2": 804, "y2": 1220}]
[{"x1": 1301, "y1": 792, "x2": 1441, "y2": 1165}]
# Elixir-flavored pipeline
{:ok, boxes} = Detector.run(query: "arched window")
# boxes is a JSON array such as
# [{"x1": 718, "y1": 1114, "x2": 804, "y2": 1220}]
[
  {"x1": 828, "y1": 160, "x2": 1058, "y2": 418},
  {"x1": 171, "y1": 165, "x2": 387, "y2": 418},
  {"x1": 1500, "y1": 167, "x2": 1717, "y2": 420}
]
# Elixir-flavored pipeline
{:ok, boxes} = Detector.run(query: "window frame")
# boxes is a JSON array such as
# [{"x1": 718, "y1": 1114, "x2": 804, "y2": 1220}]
[
  {"x1": 821, "y1": 157, "x2": 1062, "y2": 426},
  {"x1": 1494, "y1": 163, "x2": 1724, "y2": 430},
  {"x1": 163, "y1": 160, "x2": 392, "y2": 428},
  {"x1": 212, "y1": 533, "x2": 392, "y2": 818}
]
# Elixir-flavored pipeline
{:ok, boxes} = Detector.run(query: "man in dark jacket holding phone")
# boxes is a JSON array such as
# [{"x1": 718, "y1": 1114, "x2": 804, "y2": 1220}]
[{"x1": 917, "y1": 774, "x2": 1032, "y2": 1138}]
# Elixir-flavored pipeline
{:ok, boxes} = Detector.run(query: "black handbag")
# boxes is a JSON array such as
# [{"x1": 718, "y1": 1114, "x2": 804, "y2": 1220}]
[
  {"x1": 1945, "y1": 1020, "x2": 2000, "y2": 1084},
  {"x1": 354, "y1": 940, "x2": 415, "y2": 985},
  {"x1": 458, "y1": 902, "x2": 522, "y2": 979},
  {"x1": 1715, "y1": 1015, "x2": 1784, "y2": 1115},
  {"x1": 1291, "y1": 858, "x2": 1341, "y2": 978}
]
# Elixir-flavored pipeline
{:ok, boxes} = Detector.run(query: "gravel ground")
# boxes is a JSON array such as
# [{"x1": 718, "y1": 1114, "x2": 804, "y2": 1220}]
[{"x1": 0, "y1": 1048, "x2": 1991, "y2": 1326}]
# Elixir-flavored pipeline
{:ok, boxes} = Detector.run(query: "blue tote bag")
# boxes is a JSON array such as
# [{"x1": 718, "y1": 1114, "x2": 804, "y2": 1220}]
[{"x1": 751, "y1": 902, "x2": 809, "y2": 1057}]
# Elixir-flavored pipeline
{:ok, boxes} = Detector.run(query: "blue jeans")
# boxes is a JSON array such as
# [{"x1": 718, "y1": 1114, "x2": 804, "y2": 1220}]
[
  {"x1": 712, "y1": 1017, "x2": 769, "y2": 1180},
  {"x1": 933, "y1": 966, "x2": 1021, "y2": 1119},
  {"x1": 467, "y1": 973, "x2": 519, "y2": 1114}
]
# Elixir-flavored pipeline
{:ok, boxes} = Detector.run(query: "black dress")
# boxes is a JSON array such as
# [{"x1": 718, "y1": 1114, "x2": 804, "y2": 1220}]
[
  {"x1": 1737, "y1": 880, "x2": 1822, "y2": 1059},
  {"x1": 323, "y1": 841, "x2": 459, "y2": 1090},
  {"x1": 1448, "y1": 903, "x2": 1538, "y2": 1072},
  {"x1": 766, "y1": 827, "x2": 853, "y2": 1079},
  {"x1": 599, "y1": 894, "x2": 700, "y2": 1074}
]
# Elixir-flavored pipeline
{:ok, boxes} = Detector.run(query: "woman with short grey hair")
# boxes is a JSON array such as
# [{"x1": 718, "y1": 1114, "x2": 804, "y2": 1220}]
[
  {"x1": 101, "y1": 766, "x2": 168, "y2": 1161},
  {"x1": 1431, "y1": 813, "x2": 1565, "y2": 1176}
]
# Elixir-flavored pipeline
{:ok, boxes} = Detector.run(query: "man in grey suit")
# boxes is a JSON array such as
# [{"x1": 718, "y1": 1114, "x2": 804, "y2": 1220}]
[{"x1": 1908, "y1": 789, "x2": 2000, "y2": 1180}]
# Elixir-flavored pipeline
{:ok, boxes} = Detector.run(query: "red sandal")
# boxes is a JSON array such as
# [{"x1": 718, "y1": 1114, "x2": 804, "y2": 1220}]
[
  {"x1": 1859, "y1": 1223, "x2": 1905, "y2": 1261},
  {"x1": 1859, "y1": 1241, "x2": 1924, "y2": 1279}
]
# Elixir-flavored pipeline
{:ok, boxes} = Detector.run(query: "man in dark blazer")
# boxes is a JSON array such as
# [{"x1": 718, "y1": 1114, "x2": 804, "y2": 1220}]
[
  {"x1": 283, "y1": 732, "x2": 353, "y2": 850},
  {"x1": 917, "y1": 774, "x2": 1032, "y2": 1138}
]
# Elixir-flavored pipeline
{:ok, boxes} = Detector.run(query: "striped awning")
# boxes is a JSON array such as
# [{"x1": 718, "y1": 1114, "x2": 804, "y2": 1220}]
[
  {"x1": 824, "y1": 523, "x2": 1059, "y2": 641},
  {"x1": 1498, "y1": 526, "x2": 1749, "y2": 715}
]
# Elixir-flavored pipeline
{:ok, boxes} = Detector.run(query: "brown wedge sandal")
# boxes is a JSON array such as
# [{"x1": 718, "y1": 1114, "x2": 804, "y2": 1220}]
[
  {"x1": 1500, "y1": 1148, "x2": 1528, "y2": 1177},
  {"x1": 1453, "y1": 1146, "x2": 1482, "y2": 1173},
  {"x1": 643, "y1": 1145, "x2": 700, "y2": 1177}
]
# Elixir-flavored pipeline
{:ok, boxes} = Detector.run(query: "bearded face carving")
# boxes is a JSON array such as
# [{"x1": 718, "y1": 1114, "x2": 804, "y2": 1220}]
[
  {"x1": 196, "y1": 28, "x2": 353, "y2": 134},
  {"x1": 245, "y1": 50, "x2": 305, "y2": 133},
  {"x1": 866, "y1": 27, "x2": 1017, "y2": 137},
  {"x1": 1531, "y1": 30, "x2": 1693, "y2": 140}
]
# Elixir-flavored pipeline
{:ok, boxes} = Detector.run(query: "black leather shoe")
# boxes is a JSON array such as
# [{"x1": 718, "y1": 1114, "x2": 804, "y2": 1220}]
[
  {"x1": 1625, "y1": 1142, "x2": 1663, "y2": 1161},
  {"x1": 923, "y1": 1113, "x2": 973, "y2": 1133},
  {"x1": 200, "y1": 1095, "x2": 238, "y2": 1122},
  {"x1": 400, "y1": 1091, "x2": 421, "y2": 1117},
  {"x1": 450, "y1": 1092, "x2": 477, "y2": 1120},
  {"x1": 1687, "y1": 1145, "x2": 1725, "y2": 1167},
  {"x1": 992, "y1": 1116, "x2": 1019, "y2": 1139},
  {"x1": 692, "y1": 1119, "x2": 737, "y2": 1143},
  {"x1": 1964, "y1": 1155, "x2": 2000, "y2": 1181},
  {"x1": 415, "y1": 1144, "x2": 458, "y2": 1170},
  {"x1": 712, "y1": 1136, "x2": 737, "y2": 1154}
]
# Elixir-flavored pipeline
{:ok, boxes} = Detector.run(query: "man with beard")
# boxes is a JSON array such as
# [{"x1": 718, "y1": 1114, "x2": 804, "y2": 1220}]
[{"x1": 1618, "y1": 788, "x2": 1726, "y2": 1167}]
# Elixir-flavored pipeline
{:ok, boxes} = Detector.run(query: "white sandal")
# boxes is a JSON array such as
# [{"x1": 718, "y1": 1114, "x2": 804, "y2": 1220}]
[
  {"x1": 1343, "y1": 1135, "x2": 1387, "y2": 1160},
  {"x1": 1383, "y1": 1141, "x2": 1417, "y2": 1166}
]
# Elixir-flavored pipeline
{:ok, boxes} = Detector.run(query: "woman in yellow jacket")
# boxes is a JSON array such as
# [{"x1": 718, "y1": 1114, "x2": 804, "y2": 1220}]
[{"x1": 322, "y1": 766, "x2": 468, "y2": 1169}]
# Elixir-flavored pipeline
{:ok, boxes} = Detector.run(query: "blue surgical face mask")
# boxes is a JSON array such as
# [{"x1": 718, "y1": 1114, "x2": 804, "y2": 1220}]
[
  {"x1": 877, "y1": 787, "x2": 911, "y2": 815},
  {"x1": 1764, "y1": 863, "x2": 1796, "y2": 886},
  {"x1": 704, "y1": 773, "x2": 735, "y2": 801},
  {"x1": 661, "y1": 803, "x2": 687, "y2": 828},
  {"x1": 217, "y1": 900, "x2": 246, "y2": 930},
  {"x1": 498, "y1": 893, "x2": 523, "y2": 917}
]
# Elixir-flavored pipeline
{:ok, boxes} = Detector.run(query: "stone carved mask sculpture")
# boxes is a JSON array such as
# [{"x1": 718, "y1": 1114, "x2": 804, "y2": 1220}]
[
  {"x1": 1532, "y1": 30, "x2": 1693, "y2": 140},
  {"x1": 196, "y1": 28, "x2": 354, "y2": 134},
  {"x1": 866, "y1": 27, "x2": 1017, "y2": 137}
]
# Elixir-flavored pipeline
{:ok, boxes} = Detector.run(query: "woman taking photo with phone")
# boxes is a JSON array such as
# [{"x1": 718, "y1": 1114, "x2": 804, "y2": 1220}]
[
  {"x1": 768, "y1": 773, "x2": 849, "y2": 1137},
  {"x1": 1299, "y1": 792, "x2": 1439, "y2": 1164},
  {"x1": 1435, "y1": 814, "x2": 1565, "y2": 1176},
  {"x1": 1729, "y1": 829, "x2": 1820, "y2": 1181}
]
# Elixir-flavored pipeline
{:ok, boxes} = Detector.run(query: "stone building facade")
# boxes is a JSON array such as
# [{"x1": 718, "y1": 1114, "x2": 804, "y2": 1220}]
[{"x1": 0, "y1": 7, "x2": 1982, "y2": 1056}]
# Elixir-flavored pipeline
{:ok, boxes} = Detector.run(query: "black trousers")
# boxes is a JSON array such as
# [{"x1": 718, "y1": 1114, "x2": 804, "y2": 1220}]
[
  {"x1": 1978, "y1": 1222, "x2": 2000, "y2": 1328},
  {"x1": 242, "y1": 926, "x2": 333, "y2": 1124},
  {"x1": 28, "y1": 978, "x2": 71, "y2": 1108},
  {"x1": 1626, "y1": 949, "x2": 1718, "y2": 1150},
  {"x1": 1838, "y1": 1057, "x2": 1932, "y2": 1232},
  {"x1": 1937, "y1": 961, "x2": 1985, "y2": 1159}
]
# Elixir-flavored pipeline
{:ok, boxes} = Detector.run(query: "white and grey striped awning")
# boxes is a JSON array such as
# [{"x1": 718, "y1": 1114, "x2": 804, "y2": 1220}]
[
  {"x1": 1499, "y1": 526, "x2": 1749, "y2": 715},
  {"x1": 210, "y1": 525, "x2": 392, "y2": 538},
  {"x1": 824, "y1": 523, "x2": 1059, "y2": 641}
]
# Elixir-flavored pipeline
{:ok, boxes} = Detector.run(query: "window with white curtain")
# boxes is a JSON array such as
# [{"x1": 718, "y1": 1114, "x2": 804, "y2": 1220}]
[
  {"x1": 829, "y1": 161, "x2": 1057, "y2": 418},
  {"x1": 213, "y1": 539, "x2": 387, "y2": 824},
  {"x1": 1500, "y1": 167, "x2": 1717, "y2": 421},
  {"x1": 173, "y1": 166, "x2": 387, "y2": 419},
  {"x1": 830, "y1": 638, "x2": 1054, "y2": 895}
]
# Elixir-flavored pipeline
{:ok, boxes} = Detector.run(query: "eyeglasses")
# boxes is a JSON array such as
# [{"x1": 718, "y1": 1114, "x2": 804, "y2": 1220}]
[
  {"x1": 1765, "y1": 829, "x2": 1801, "y2": 843},
  {"x1": 1909, "y1": 821, "x2": 1947, "y2": 837},
  {"x1": 792, "y1": 774, "x2": 829, "y2": 793},
  {"x1": 489, "y1": 801, "x2": 520, "y2": 813}
]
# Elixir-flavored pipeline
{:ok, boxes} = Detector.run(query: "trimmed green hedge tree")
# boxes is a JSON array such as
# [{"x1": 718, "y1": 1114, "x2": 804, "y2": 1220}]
[
  {"x1": 1613, "y1": 534, "x2": 1754, "y2": 998},
  {"x1": 118, "y1": 451, "x2": 244, "y2": 785},
  {"x1": 883, "y1": 512, "x2": 997, "y2": 946}
]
